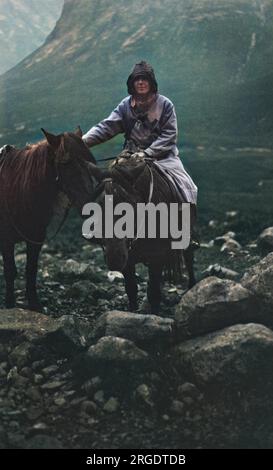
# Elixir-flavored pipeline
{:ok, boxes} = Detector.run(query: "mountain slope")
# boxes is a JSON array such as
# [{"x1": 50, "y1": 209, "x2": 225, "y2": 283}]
[
  {"x1": 0, "y1": 0, "x2": 272, "y2": 147},
  {"x1": 0, "y1": 0, "x2": 63, "y2": 74}
]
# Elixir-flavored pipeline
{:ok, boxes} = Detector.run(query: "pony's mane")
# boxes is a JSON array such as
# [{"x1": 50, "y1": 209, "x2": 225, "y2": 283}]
[{"x1": 0, "y1": 139, "x2": 55, "y2": 213}]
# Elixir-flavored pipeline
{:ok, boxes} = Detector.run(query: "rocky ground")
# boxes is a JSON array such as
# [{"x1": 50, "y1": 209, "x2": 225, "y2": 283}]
[{"x1": 1, "y1": 211, "x2": 273, "y2": 449}]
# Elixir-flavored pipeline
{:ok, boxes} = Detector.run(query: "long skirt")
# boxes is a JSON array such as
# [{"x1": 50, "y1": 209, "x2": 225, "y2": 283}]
[{"x1": 153, "y1": 154, "x2": 198, "y2": 204}]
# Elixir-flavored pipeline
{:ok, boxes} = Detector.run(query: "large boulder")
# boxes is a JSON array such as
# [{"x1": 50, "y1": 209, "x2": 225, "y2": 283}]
[
  {"x1": 80, "y1": 336, "x2": 151, "y2": 378},
  {"x1": 0, "y1": 309, "x2": 91, "y2": 357},
  {"x1": 92, "y1": 310, "x2": 174, "y2": 346},
  {"x1": 171, "y1": 323, "x2": 273, "y2": 388},
  {"x1": 257, "y1": 227, "x2": 273, "y2": 253},
  {"x1": 175, "y1": 277, "x2": 260, "y2": 338},
  {"x1": 86, "y1": 336, "x2": 149, "y2": 365},
  {"x1": 241, "y1": 253, "x2": 273, "y2": 316}
]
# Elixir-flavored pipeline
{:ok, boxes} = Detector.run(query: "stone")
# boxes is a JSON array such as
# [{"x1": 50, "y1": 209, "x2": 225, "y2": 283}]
[
  {"x1": 214, "y1": 231, "x2": 236, "y2": 246},
  {"x1": 135, "y1": 384, "x2": 154, "y2": 407},
  {"x1": 86, "y1": 336, "x2": 149, "y2": 367},
  {"x1": 81, "y1": 400, "x2": 97, "y2": 414},
  {"x1": 172, "y1": 323, "x2": 273, "y2": 387},
  {"x1": 94, "y1": 390, "x2": 105, "y2": 404},
  {"x1": 54, "y1": 397, "x2": 66, "y2": 407},
  {"x1": 92, "y1": 310, "x2": 174, "y2": 345},
  {"x1": 9, "y1": 342, "x2": 34, "y2": 368},
  {"x1": 241, "y1": 253, "x2": 273, "y2": 307},
  {"x1": 175, "y1": 277, "x2": 260, "y2": 338},
  {"x1": 68, "y1": 281, "x2": 97, "y2": 301},
  {"x1": 202, "y1": 264, "x2": 239, "y2": 280},
  {"x1": 177, "y1": 382, "x2": 199, "y2": 398},
  {"x1": 103, "y1": 397, "x2": 119, "y2": 413},
  {"x1": 58, "y1": 259, "x2": 102, "y2": 282},
  {"x1": 170, "y1": 400, "x2": 184, "y2": 414},
  {"x1": 220, "y1": 239, "x2": 242, "y2": 254},
  {"x1": 257, "y1": 227, "x2": 273, "y2": 253},
  {"x1": 82, "y1": 377, "x2": 102, "y2": 396},
  {"x1": 41, "y1": 380, "x2": 66, "y2": 392}
]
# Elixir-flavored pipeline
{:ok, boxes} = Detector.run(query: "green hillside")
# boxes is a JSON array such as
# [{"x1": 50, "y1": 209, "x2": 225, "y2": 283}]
[
  {"x1": 0, "y1": 0, "x2": 273, "y2": 148},
  {"x1": 0, "y1": 0, "x2": 63, "y2": 75}
]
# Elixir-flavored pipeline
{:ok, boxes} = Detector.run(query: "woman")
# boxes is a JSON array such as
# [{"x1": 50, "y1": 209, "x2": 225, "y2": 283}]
[{"x1": 83, "y1": 61, "x2": 198, "y2": 239}]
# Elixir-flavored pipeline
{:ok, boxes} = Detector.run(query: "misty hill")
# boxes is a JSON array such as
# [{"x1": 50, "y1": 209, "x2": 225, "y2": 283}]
[
  {"x1": 0, "y1": 0, "x2": 273, "y2": 148},
  {"x1": 0, "y1": 0, "x2": 63, "y2": 74}
]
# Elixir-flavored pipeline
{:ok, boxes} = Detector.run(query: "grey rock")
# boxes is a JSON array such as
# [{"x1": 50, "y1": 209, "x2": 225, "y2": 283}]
[
  {"x1": 172, "y1": 323, "x2": 273, "y2": 387},
  {"x1": 214, "y1": 231, "x2": 236, "y2": 246},
  {"x1": 220, "y1": 239, "x2": 242, "y2": 254},
  {"x1": 177, "y1": 382, "x2": 199, "y2": 398},
  {"x1": 33, "y1": 374, "x2": 44, "y2": 385},
  {"x1": 7, "y1": 367, "x2": 29, "y2": 388},
  {"x1": 257, "y1": 227, "x2": 273, "y2": 253},
  {"x1": 68, "y1": 280, "x2": 97, "y2": 301},
  {"x1": 9, "y1": 342, "x2": 34, "y2": 368},
  {"x1": 170, "y1": 400, "x2": 184, "y2": 414},
  {"x1": 202, "y1": 264, "x2": 239, "y2": 280},
  {"x1": 103, "y1": 397, "x2": 119, "y2": 413},
  {"x1": 93, "y1": 310, "x2": 174, "y2": 345},
  {"x1": 54, "y1": 397, "x2": 66, "y2": 407},
  {"x1": 135, "y1": 384, "x2": 154, "y2": 407},
  {"x1": 175, "y1": 277, "x2": 260, "y2": 338},
  {"x1": 241, "y1": 253, "x2": 273, "y2": 307},
  {"x1": 81, "y1": 400, "x2": 98, "y2": 414},
  {"x1": 0, "y1": 309, "x2": 57, "y2": 342},
  {"x1": 20, "y1": 367, "x2": 33, "y2": 379},
  {"x1": 94, "y1": 390, "x2": 105, "y2": 404},
  {"x1": 86, "y1": 336, "x2": 149, "y2": 367},
  {"x1": 25, "y1": 387, "x2": 43, "y2": 402},
  {"x1": 82, "y1": 377, "x2": 102, "y2": 396},
  {"x1": 41, "y1": 365, "x2": 59, "y2": 378},
  {"x1": 58, "y1": 259, "x2": 102, "y2": 282},
  {"x1": 41, "y1": 380, "x2": 66, "y2": 392}
]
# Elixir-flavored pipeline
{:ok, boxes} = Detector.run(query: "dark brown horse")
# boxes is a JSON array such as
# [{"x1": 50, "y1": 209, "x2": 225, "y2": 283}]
[
  {"x1": 0, "y1": 127, "x2": 101, "y2": 311},
  {"x1": 89, "y1": 154, "x2": 196, "y2": 314}
]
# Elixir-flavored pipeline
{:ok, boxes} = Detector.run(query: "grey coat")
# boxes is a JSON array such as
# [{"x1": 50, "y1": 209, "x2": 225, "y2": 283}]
[{"x1": 83, "y1": 94, "x2": 197, "y2": 203}]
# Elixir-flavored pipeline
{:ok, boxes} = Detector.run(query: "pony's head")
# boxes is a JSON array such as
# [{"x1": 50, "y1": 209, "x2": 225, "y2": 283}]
[{"x1": 42, "y1": 127, "x2": 98, "y2": 211}]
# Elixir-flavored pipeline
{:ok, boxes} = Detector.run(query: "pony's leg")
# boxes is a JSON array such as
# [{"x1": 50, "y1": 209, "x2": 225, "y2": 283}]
[
  {"x1": 26, "y1": 242, "x2": 43, "y2": 311},
  {"x1": 1, "y1": 242, "x2": 17, "y2": 308},
  {"x1": 183, "y1": 246, "x2": 196, "y2": 289},
  {"x1": 122, "y1": 263, "x2": 138, "y2": 312},
  {"x1": 147, "y1": 260, "x2": 163, "y2": 315}
]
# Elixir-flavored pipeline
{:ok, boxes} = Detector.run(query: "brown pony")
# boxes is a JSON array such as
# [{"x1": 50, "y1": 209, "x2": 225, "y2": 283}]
[
  {"x1": 0, "y1": 127, "x2": 101, "y2": 311},
  {"x1": 89, "y1": 154, "x2": 196, "y2": 314}
]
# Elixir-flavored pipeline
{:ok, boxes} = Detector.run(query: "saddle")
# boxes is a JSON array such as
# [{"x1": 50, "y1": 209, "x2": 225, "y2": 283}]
[{"x1": 110, "y1": 151, "x2": 179, "y2": 203}]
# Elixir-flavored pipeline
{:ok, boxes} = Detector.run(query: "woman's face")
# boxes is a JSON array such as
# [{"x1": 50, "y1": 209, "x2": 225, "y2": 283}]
[{"x1": 133, "y1": 76, "x2": 151, "y2": 95}]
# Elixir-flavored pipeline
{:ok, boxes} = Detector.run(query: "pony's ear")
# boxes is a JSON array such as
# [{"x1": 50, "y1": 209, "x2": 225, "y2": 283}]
[
  {"x1": 74, "y1": 126, "x2": 83, "y2": 138},
  {"x1": 41, "y1": 128, "x2": 62, "y2": 150}
]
